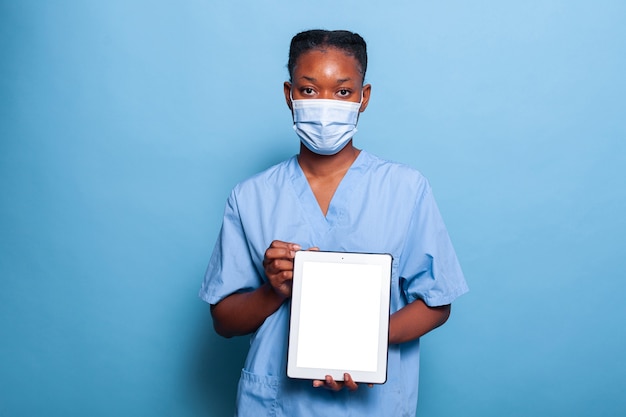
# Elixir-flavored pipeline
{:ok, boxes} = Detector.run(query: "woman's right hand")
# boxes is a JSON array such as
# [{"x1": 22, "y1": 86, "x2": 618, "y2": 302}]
[{"x1": 262, "y1": 240, "x2": 302, "y2": 299}]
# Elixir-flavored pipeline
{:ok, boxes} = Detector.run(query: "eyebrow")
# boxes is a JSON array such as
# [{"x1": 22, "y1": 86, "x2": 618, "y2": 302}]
[{"x1": 298, "y1": 76, "x2": 353, "y2": 84}]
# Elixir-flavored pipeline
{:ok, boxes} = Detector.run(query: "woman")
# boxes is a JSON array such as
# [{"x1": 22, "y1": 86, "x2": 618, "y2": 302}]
[{"x1": 200, "y1": 29, "x2": 468, "y2": 417}]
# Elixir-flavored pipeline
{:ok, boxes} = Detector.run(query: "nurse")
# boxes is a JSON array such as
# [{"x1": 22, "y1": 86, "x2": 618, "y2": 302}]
[{"x1": 200, "y1": 30, "x2": 468, "y2": 416}]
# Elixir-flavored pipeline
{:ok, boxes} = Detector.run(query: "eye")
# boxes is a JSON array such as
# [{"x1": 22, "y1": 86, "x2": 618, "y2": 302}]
[
  {"x1": 301, "y1": 87, "x2": 316, "y2": 96},
  {"x1": 337, "y1": 89, "x2": 351, "y2": 98}
]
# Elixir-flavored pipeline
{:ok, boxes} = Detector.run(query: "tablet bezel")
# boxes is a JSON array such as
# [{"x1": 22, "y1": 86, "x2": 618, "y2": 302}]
[{"x1": 287, "y1": 250, "x2": 392, "y2": 384}]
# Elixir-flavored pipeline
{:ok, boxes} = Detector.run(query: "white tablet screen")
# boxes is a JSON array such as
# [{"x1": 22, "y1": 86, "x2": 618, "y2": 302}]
[{"x1": 297, "y1": 261, "x2": 382, "y2": 371}]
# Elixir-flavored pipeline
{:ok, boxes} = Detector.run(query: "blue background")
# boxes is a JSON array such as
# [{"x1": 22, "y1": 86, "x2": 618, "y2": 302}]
[{"x1": 1, "y1": 1, "x2": 625, "y2": 416}]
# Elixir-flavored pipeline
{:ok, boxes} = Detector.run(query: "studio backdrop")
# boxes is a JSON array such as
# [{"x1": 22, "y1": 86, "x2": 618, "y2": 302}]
[{"x1": 1, "y1": 1, "x2": 625, "y2": 416}]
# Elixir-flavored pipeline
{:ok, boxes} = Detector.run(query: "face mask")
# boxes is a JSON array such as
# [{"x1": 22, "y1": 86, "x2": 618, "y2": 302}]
[{"x1": 291, "y1": 96, "x2": 361, "y2": 155}]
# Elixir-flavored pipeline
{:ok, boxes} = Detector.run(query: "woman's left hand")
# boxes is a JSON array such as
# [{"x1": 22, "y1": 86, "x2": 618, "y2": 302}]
[{"x1": 312, "y1": 373, "x2": 373, "y2": 392}]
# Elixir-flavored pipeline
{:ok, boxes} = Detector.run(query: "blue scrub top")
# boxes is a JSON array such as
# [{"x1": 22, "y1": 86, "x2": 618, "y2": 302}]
[{"x1": 200, "y1": 150, "x2": 468, "y2": 417}]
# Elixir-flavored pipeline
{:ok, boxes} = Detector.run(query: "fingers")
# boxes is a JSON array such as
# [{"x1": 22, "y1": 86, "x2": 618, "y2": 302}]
[
  {"x1": 312, "y1": 374, "x2": 359, "y2": 392},
  {"x1": 325, "y1": 375, "x2": 343, "y2": 391},
  {"x1": 263, "y1": 259, "x2": 295, "y2": 278},
  {"x1": 263, "y1": 241, "x2": 301, "y2": 298},
  {"x1": 312, "y1": 379, "x2": 325, "y2": 388},
  {"x1": 343, "y1": 373, "x2": 359, "y2": 391},
  {"x1": 263, "y1": 241, "x2": 300, "y2": 271},
  {"x1": 270, "y1": 239, "x2": 301, "y2": 253},
  {"x1": 262, "y1": 241, "x2": 323, "y2": 300},
  {"x1": 312, "y1": 375, "x2": 343, "y2": 391},
  {"x1": 264, "y1": 241, "x2": 300, "y2": 265}
]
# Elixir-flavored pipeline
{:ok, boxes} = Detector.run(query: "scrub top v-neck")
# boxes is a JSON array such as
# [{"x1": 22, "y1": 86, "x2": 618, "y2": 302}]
[{"x1": 289, "y1": 151, "x2": 366, "y2": 240}]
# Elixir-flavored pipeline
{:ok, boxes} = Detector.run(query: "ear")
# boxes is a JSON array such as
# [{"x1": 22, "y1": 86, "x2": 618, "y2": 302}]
[
  {"x1": 284, "y1": 82, "x2": 293, "y2": 111},
  {"x1": 359, "y1": 84, "x2": 372, "y2": 113}
]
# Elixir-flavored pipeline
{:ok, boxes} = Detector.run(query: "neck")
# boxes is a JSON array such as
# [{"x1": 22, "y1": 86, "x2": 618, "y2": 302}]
[{"x1": 297, "y1": 142, "x2": 361, "y2": 178}]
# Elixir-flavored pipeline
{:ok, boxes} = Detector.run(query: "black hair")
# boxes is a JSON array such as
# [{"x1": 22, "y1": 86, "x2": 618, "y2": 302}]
[{"x1": 287, "y1": 29, "x2": 368, "y2": 82}]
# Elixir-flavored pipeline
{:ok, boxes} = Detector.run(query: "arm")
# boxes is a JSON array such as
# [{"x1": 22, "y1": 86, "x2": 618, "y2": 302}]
[
  {"x1": 211, "y1": 282, "x2": 286, "y2": 338},
  {"x1": 388, "y1": 299, "x2": 451, "y2": 345},
  {"x1": 313, "y1": 300, "x2": 451, "y2": 392},
  {"x1": 210, "y1": 240, "x2": 301, "y2": 338}
]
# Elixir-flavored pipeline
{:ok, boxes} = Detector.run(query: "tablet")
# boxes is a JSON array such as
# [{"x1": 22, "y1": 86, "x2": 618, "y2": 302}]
[{"x1": 287, "y1": 250, "x2": 392, "y2": 384}]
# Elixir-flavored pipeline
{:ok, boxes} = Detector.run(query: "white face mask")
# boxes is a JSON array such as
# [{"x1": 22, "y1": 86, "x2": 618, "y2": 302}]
[{"x1": 291, "y1": 96, "x2": 362, "y2": 155}]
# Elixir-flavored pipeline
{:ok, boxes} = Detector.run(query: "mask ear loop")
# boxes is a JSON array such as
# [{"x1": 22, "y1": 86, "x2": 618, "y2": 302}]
[
  {"x1": 289, "y1": 86, "x2": 297, "y2": 105},
  {"x1": 355, "y1": 87, "x2": 365, "y2": 116},
  {"x1": 289, "y1": 87, "x2": 296, "y2": 124}
]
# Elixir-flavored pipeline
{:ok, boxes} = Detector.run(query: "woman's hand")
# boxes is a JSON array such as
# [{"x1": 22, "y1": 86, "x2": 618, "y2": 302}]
[
  {"x1": 262, "y1": 240, "x2": 301, "y2": 299},
  {"x1": 313, "y1": 373, "x2": 373, "y2": 392},
  {"x1": 262, "y1": 240, "x2": 320, "y2": 299}
]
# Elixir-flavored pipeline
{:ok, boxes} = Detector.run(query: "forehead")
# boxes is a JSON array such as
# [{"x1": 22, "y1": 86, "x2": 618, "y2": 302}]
[{"x1": 292, "y1": 47, "x2": 362, "y2": 81}]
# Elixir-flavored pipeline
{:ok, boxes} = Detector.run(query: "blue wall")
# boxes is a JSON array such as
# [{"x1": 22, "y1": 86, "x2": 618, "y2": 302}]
[{"x1": 1, "y1": 1, "x2": 625, "y2": 416}]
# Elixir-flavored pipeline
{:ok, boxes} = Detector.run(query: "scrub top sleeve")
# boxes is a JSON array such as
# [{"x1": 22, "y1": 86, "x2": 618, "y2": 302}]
[
  {"x1": 199, "y1": 190, "x2": 263, "y2": 305},
  {"x1": 399, "y1": 184, "x2": 468, "y2": 307}
]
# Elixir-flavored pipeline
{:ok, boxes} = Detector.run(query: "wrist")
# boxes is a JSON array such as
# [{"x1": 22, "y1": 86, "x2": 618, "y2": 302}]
[{"x1": 262, "y1": 281, "x2": 289, "y2": 305}]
